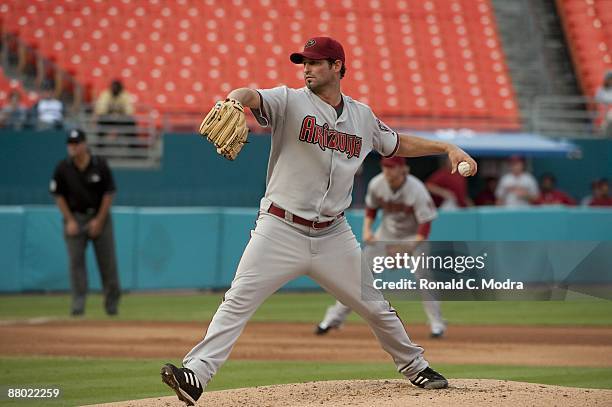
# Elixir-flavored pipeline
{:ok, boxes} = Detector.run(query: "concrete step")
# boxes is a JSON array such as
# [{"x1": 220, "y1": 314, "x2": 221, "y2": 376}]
[{"x1": 491, "y1": 0, "x2": 582, "y2": 104}]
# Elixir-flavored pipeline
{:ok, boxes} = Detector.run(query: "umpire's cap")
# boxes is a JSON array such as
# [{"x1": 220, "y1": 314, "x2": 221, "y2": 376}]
[
  {"x1": 290, "y1": 37, "x2": 345, "y2": 64},
  {"x1": 66, "y1": 128, "x2": 86, "y2": 144}
]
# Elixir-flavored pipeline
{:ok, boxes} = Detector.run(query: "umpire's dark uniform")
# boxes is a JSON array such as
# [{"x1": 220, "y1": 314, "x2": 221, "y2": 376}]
[{"x1": 50, "y1": 129, "x2": 120, "y2": 316}]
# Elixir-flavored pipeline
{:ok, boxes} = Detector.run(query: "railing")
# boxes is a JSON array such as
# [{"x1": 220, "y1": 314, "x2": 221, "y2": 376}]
[
  {"x1": 162, "y1": 111, "x2": 268, "y2": 134},
  {"x1": 158, "y1": 95, "x2": 612, "y2": 140},
  {"x1": 75, "y1": 106, "x2": 161, "y2": 169},
  {"x1": 162, "y1": 111, "x2": 201, "y2": 134},
  {"x1": 160, "y1": 110, "x2": 522, "y2": 134},
  {"x1": 531, "y1": 95, "x2": 611, "y2": 137}
]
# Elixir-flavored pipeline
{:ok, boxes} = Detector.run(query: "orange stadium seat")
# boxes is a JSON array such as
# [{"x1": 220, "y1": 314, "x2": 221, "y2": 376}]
[
  {"x1": 557, "y1": 0, "x2": 612, "y2": 96},
  {"x1": 0, "y1": 0, "x2": 520, "y2": 130}
]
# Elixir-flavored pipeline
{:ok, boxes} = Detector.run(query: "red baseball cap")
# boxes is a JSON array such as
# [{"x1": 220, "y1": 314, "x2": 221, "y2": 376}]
[
  {"x1": 381, "y1": 156, "x2": 406, "y2": 168},
  {"x1": 290, "y1": 37, "x2": 345, "y2": 64}
]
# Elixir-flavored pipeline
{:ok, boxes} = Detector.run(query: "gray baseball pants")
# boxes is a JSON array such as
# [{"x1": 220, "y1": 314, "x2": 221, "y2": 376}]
[
  {"x1": 319, "y1": 297, "x2": 445, "y2": 335},
  {"x1": 319, "y1": 244, "x2": 446, "y2": 335},
  {"x1": 64, "y1": 213, "x2": 120, "y2": 315},
  {"x1": 183, "y1": 211, "x2": 428, "y2": 388}
]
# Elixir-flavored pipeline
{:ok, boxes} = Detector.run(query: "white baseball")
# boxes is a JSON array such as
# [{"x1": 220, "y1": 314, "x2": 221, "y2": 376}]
[{"x1": 458, "y1": 161, "x2": 471, "y2": 177}]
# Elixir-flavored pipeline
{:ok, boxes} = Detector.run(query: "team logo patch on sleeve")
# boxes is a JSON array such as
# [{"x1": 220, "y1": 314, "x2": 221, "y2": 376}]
[
  {"x1": 377, "y1": 118, "x2": 394, "y2": 134},
  {"x1": 298, "y1": 115, "x2": 362, "y2": 159}
]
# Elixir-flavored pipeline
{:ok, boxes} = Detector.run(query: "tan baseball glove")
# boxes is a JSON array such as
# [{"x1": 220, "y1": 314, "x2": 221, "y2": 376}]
[{"x1": 198, "y1": 98, "x2": 249, "y2": 160}]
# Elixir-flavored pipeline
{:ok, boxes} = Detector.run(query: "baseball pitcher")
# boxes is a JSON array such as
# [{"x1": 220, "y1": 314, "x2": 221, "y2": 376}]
[{"x1": 161, "y1": 36, "x2": 477, "y2": 405}]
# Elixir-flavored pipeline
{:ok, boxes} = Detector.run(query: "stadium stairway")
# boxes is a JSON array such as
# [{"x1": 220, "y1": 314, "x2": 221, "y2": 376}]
[
  {"x1": 531, "y1": 0, "x2": 581, "y2": 97},
  {"x1": 554, "y1": 0, "x2": 612, "y2": 134},
  {"x1": 557, "y1": 0, "x2": 612, "y2": 96},
  {"x1": 490, "y1": 0, "x2": 583, "y2": 131}
]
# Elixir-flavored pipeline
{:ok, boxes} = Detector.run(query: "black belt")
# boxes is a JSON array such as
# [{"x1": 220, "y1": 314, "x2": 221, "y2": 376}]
[{"x1": 73, "y1": 208, "x2": 97, "y2": 216}]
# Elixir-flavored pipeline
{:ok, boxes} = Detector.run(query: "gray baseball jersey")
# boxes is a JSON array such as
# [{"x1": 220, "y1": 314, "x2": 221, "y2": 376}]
[
  {"x1": 254, "y1": 86, "x2": 399, "y2": 221},
  {"x1": 366, "y1": 173, "x2": 437, "y2": 240}
]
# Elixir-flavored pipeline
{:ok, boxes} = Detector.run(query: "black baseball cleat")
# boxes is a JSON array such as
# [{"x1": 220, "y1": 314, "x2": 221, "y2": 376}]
[
  {"x1": 410, "y1": 366, "x2": 449, "y2": 389},
  {"x1": 161, "y1": 363, "x2": 203, "y2": 406},
  {"x1": 314, "y1": 323, "x2": 339, "y2": 335}
]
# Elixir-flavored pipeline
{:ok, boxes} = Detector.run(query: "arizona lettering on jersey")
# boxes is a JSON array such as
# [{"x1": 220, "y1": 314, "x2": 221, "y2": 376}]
[
  {"x1": 254, "y1": 86, "x2": 399, "y2": 221},
  {"x1": 299, "y1": 116, "x2": 362, "y2": 158},
  {"x1": 379, "y1": 200, "x2": 415, "y2": 214}
]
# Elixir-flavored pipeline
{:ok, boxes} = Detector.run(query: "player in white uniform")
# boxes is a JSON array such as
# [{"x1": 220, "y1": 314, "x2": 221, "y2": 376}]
[
  {"x1": 161, "y1": 37, "x2": 477, "y2": 405},
  {"x1": 316, "y1": 156, "x2": 447, "y2": 338}
]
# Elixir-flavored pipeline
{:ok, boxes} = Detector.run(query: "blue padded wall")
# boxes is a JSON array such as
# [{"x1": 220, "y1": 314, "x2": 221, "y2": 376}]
[{"x1": 1, "y1": 206, "x2": 610, "y2": 292}]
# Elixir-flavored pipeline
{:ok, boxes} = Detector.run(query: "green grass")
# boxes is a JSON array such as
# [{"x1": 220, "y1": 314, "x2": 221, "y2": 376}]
[
  {"x1": 0, "y1": 357, "x2": 611, "y2": 406},
  {"x1": 1, "y1": 294, "x2": 609, "y2": 405},
  {"x1": 0, "y1": 293, "x2": 611, "y2": 326}
]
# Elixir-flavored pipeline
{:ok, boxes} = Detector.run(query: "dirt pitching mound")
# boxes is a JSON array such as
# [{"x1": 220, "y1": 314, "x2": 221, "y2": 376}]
[{"x1": 88, "y1": 379, "x2": 612, "y2": 406}]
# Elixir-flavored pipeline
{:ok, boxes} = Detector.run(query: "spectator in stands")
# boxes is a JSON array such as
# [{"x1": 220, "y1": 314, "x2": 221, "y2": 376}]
[
  {"x1": 534, "y1": 173, "x2": 576, "y2": 206},
  {"x1": 595, "y1": 71, "x2": 612, "y2": 135},
  {"x1": 590, "y1": 178, "x2": 612, "y2": 207},
  {"x1": 495, "y1": 155, "x2": 539, "y2": 207},
  {"x1": 580, "y1": 179, "x2": 598, "y2": 206},
  {"x1": 32, "y1": 80, "x2": 64, "y2": 129},
  {"x1": 0, "y1": 90, "x2": 27, "y2": 129},
  {"x1": 94, "y1": 79, "x2": 135, "y2": 139},
  {"x1": 49, "y1": 129, "x2": 121, "y2": 316},
  {"x1": 426, "y1": 157, "x2": 473, "y2": 209},
  {"x1": 474, "y1": 176, "x2": 498, "y2": 206}
]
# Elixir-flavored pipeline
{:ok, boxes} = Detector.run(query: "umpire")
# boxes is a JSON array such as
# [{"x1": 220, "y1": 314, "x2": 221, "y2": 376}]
[{"x1": 49, "y1": 129, "x2": 121, "y2": 316}]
